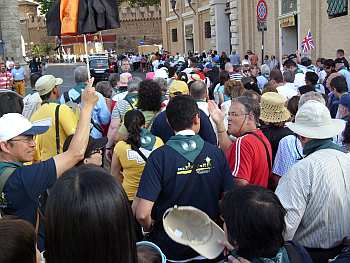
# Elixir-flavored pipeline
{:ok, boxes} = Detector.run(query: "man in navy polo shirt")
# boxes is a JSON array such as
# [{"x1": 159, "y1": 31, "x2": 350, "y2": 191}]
[
  {"x1": 0, "y1": 81, "x2": 98, "y2": 251},
  {"x1": 134, "y1": 95, "x2": 233, "y2": 262}
]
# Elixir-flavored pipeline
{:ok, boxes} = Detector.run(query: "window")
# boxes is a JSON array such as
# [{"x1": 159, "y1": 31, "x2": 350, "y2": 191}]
[
  {"x1": 281, "y1": 0, "x2": 297, "y2": 15},
  {"x1": 172, "y1": 28, "x2": 178, "y2": 42},
  {"x1": 327, "y1": 0, "x2": 348, "y2": 18},
  {"x1": 204, "y1": 21, "x2": 211, "y2": 39}
]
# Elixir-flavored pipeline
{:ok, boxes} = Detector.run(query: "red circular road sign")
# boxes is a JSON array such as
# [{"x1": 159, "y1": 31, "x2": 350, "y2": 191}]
[{"x1": 257, "y1": 0, "x2": 268, "y2": 21}]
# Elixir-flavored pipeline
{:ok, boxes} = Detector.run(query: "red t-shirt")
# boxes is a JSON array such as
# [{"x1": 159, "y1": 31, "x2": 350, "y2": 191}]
[{"x1": 226, "y1": 130, "x2": 272, "y2": 188}]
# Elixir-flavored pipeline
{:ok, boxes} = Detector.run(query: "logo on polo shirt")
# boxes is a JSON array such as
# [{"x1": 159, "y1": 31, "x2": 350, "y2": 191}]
[
  {"x1": 0, "y1": 192, "x2": 7, "y2": 210},
  {"x1": 177, "y1": 156, "x2": 213, "y2": 175}
]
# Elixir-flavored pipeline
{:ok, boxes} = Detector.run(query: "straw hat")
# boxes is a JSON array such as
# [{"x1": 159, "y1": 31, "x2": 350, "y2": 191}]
[
  {"x1": 163, "y1": 206, "x2": 225, "y2": 260},
  {"x1": 286, "y1": 100, "x2": 346, "y2": 139},
  {"x1": 260, "y1": 92, "x2": 291, "y2": 123}
]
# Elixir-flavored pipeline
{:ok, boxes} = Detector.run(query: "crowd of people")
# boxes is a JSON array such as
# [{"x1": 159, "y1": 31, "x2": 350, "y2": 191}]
[{"x1": 0, "y1": 47, "x2": 350, "y2": 263}]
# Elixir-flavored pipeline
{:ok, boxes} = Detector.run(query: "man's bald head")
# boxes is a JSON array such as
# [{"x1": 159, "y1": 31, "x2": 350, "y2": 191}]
[{"x1": 189, "y1": 80, "x2": 207, "y2": 100}]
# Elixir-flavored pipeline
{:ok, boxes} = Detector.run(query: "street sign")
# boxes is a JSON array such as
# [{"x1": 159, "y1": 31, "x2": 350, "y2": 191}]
[
  {"x1": 256, "y1": 0, "x2": 268, "y2": 22},
  {"x1": 139, "y1": 40, "x2": 145, "y2": 45},
  {"x1": 257, "y1": 21, "x2": 267, "y2": 32}
]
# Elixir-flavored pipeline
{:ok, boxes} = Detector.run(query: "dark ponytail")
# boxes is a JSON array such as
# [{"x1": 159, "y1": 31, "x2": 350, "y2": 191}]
[{"x1": 124, "y1": 110, "x2": 145, "y2": 148}]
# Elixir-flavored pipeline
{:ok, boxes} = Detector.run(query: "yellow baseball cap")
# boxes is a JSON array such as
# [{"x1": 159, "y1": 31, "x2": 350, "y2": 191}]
[{"x1": 169, "y1": 80, "x2": 189, "y2": 98}]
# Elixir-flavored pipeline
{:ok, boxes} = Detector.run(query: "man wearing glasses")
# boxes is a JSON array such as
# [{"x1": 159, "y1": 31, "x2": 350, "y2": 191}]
[{"x1": 209, "y1": 96, "x2": 272, "y2": 188}]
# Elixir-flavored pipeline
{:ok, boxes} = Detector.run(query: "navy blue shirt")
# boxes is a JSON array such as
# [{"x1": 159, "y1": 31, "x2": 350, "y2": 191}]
[
  {"x1": 3, "y1": 158, "x2": 56, "y2": 251},
  {"x1": 151, "y1": 109, "x2": 217, "y2": 145},
  {"x1": 137, "y1": 143, "x2": 233, "y2": 261}
]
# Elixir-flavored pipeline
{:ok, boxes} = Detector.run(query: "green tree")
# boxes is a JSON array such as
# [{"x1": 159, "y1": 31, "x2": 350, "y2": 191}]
[
  {"x1": 35, "y1": 0, "x2": 54, "y2": 15},
  {"x1": 32, "y1": 43, "x2": 53, "y2": 57},
  {"x1": 35, "y1": 0, "x2": 160, "y2": 15}
]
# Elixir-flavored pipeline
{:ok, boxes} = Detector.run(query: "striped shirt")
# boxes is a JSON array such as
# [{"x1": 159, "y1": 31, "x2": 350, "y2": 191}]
[
  {"x1": 229, "y1": 72, "x2": 243, "y2": 81},
  {"x1": 276, "y1": 149, "x2": 350, "y2": 249},
  {"x1": 0, "y1": 72, "x2": 13, "y2": 89},
  {"x1": 273, "y1": 135, "x2": 303, "y2": 177}
]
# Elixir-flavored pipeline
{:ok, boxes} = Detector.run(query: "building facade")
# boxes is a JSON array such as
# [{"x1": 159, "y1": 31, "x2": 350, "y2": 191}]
[
  {"x1": 236, "y1": 0, "x2": 350, "y2": 62},
  {"x1": 161, "y1": 0, "x2": 215, "y2": 55},
  {"x1": 162, "y1": 0, "x2": 350, "y2": 62}
]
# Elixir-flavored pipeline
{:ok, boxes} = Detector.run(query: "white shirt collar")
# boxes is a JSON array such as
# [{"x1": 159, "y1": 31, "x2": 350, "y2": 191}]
[{"x1": 176, "y1": 129, "x2": 196, "y2": 136}]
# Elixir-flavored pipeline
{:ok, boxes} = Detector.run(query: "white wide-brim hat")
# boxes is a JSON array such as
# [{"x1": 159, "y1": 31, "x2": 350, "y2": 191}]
[
  {"x1": 286, "y1": 100, "x2": 346, "y2": 139},
  {"x1": 163, "y1": 206, "x2": 225, "y2": 260}
]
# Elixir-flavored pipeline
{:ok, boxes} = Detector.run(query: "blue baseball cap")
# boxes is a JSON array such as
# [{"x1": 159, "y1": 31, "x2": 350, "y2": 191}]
[{"x1": 340, "y1": 94, "x2": 350, "y2": 110}]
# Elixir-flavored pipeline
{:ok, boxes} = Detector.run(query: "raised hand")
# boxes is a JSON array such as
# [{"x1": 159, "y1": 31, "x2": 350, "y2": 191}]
[
  {"x1": 208, "y1": 100, "x2": 225, "y2": 125},
  {"x1": 81, "y1": 77, "x2": 98, "y2": 108}
]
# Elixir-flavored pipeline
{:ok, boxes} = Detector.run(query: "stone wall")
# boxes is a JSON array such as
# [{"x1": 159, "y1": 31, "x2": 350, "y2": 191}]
[
  {"x1": 114, "y1": 3, "x2": 162, "y2": 53},
  {"x1": 0, "y1": 0, "x2": 23, "y2": 61}
]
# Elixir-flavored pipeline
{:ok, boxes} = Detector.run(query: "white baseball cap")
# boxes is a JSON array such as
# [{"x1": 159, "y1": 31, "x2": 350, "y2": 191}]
[
  {"x1": 163, "y1": 206, "x2": 225, "y2": 260},
  {"x1": 286, "y1": 100, "x2": 346, "y2": 139},
  {"x1": 0, "y1": 113, "x2": 49, "y2": 142},
  {"x1": 154, "y1": 68, "x2": 169, "y2": 80}
]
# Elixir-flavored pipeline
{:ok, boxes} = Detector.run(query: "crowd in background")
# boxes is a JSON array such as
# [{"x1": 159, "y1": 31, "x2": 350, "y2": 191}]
[{"x1": 0, "y1": 46, "x2": 350, "y2": 263}]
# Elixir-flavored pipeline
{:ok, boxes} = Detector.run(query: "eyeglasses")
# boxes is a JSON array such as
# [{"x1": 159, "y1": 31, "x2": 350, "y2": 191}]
[
  {"x1": 9, "y1": 136, "x2": 35, "y2": 144},
  {"x1": 228, "y1": 112, "x2": 249, "y2": 117},
  {"x1": 90, "y1": 149, "x2": 102, "y2": 155}
]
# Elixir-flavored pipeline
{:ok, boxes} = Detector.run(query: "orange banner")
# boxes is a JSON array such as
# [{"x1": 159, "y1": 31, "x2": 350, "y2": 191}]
[{"x1": 60, "y1": 0, "x2": 79, "y2": 35}]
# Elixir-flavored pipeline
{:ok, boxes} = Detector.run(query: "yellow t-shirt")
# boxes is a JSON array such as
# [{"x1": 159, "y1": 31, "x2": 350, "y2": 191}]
[
  {"x1": 114, "y1": 137, "x2": 163, "y2": 201},
  {"x1": 31, "y1": 103, "x2": 78, "y2": 161}
]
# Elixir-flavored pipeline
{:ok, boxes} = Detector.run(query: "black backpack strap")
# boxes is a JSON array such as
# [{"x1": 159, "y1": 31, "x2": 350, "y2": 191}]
[
  {"x1": 55, "y1": 105, "x2": 61, "y2": 155},
  {"x1": 246, "y1": 132, "x2": 271, "y2": 176},
  {"x1": 73, "y1": 95, "x2": 81, "y2": 104},
  {"x1": 125, "y1": 97, "x2": 135, "y2": 109},
  {"x1": 63, "y1": 91, "x2": 70, "y2": 103},
  {"x1": 90, "y1": 118, "x2": 104, "y2": 134},
  {"x1": 131, "y1": 145, "x2": 148, "y2": 162},
  {"x1": 285, "y1": 242, "x2": 302, "y2": 263}
]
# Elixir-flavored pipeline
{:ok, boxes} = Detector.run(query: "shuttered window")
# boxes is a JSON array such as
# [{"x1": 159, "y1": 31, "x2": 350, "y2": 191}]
[
  {"x1": 172, "y1": 28, "x2": 178, "y2": 42},
  {"x1": 204, "y1": 21, "x2": 211, "y2": 39},
  {"x1": 327, "y1": 0, "x2": 348, "y2": 18}
]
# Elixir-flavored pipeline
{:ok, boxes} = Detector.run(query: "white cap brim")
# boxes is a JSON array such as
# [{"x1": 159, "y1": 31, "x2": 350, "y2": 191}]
[{"x1": 286, "y1": 119, "x2": 346, "y2": 139}]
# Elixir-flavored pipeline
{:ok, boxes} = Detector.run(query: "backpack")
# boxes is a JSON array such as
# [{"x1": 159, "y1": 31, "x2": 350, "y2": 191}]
[
  {"x1": 22, "y1": 92, "x2": 42, "y2": 119},
  {"x1": 0, "y1": 162, "x2": 22, "y2": 215},
  {"x1": 62, "y1": 91, "x2": 104, "y2": 135},
  {"x1": 63, "y1": 91, "x2": 81, "y2": 117}
]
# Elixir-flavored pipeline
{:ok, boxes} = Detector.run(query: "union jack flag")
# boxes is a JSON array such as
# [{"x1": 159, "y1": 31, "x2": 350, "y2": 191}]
[{"x1": 301, "y1": 30, "x2": 315, "y2": 53}]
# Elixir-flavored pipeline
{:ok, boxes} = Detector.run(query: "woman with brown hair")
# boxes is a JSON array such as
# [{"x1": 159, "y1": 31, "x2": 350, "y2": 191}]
[
  {"x1": 0, "y1": 218, "x2": 39, "y2": 263},
  {"x1": 221, "y1": 80, "x2": 245, "y2": 129}
]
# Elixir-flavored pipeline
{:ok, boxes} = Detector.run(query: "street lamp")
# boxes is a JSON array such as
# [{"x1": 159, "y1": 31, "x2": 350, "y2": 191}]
[
  {"x1": 170, "y1": 0, "x2": 180, "y2": 18},
  {"x1": 187, "y1": 0, "x2": 197, "y2": 14}
]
